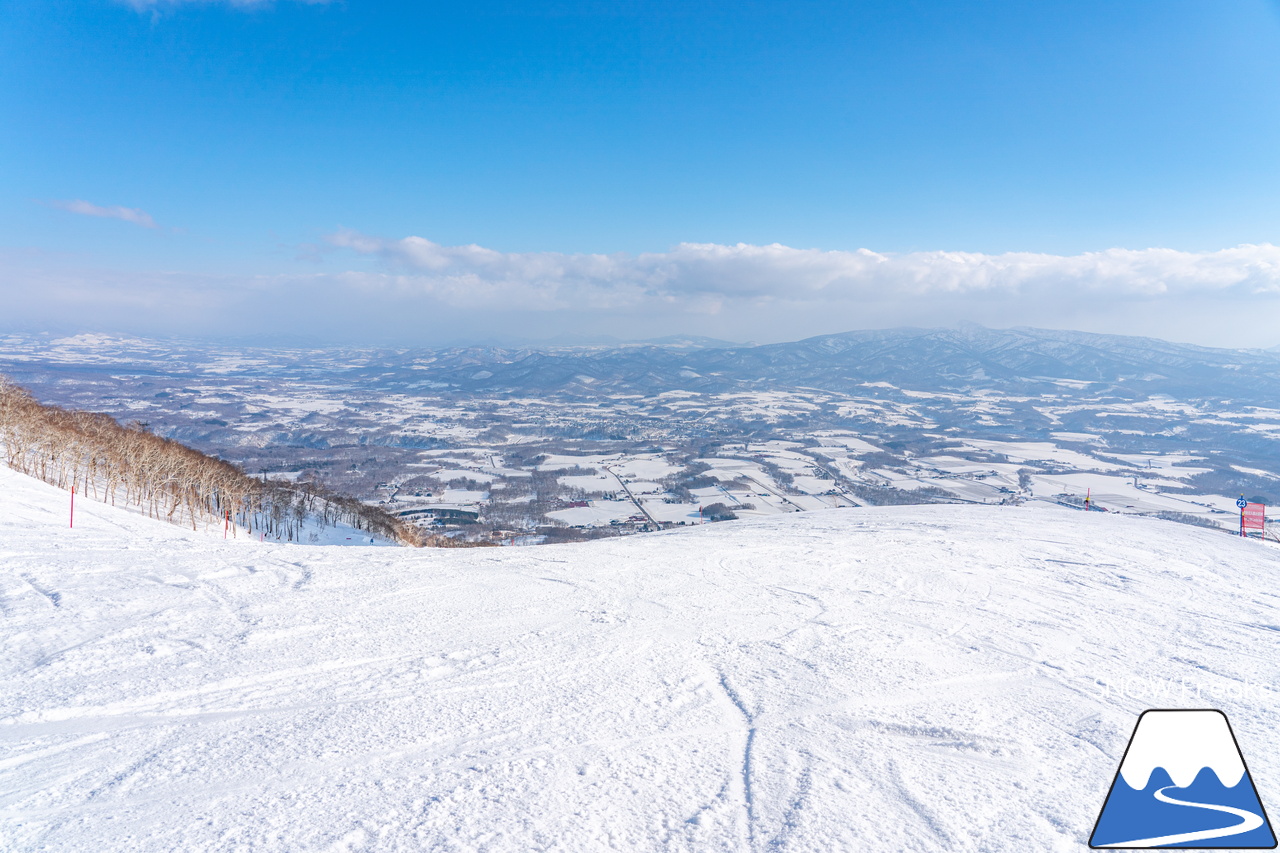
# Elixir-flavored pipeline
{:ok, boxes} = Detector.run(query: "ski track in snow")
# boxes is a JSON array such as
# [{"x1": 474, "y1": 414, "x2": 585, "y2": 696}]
[{"x1": 1, "y1": 465, "x2": 1279, "y2": 851}]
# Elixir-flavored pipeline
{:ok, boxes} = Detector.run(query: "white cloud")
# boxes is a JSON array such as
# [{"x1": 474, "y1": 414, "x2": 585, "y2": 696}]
[
  {"x1": 325, "y1": 230, "x2": 1280, "y2": 310},
  {"x1": 4, "y1": 237, "x2": 1280, "y2": 348},
  {"x1": 50, "y1": 200, "x2": 158, "y2": 229}
]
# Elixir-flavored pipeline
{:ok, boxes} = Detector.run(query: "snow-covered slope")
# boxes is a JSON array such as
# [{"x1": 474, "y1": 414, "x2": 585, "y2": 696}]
[{"x1": 2, "y1": 465, "x2": 1278, "y2": 851}]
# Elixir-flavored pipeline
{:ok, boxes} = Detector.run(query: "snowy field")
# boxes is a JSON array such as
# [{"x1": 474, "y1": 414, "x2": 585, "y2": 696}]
[
  {"x1": 3, "y1": 466, "x2": 1280, "y2": 851},
  {"x1": 545, "y1": 500, "x2": 638, "y2": 527}
]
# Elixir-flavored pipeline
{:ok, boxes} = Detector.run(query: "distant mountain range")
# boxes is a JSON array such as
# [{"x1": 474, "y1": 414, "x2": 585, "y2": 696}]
[
  {"x1": 357, "y1": 326, "x2": 1280, "y2": 402},
  {"x1": 3, "y1": 325, "x2": 1279, "y2": 404}
]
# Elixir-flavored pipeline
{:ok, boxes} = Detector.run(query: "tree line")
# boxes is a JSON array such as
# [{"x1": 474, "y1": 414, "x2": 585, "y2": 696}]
[{"x1": 0, "y1": 376, "x2": 423, "y2": 545}]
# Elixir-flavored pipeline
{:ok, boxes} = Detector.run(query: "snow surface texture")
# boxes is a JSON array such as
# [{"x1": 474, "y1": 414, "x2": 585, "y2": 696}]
[{"x1": 2, "y1": 465, "x2": 1279, "y2": 851}]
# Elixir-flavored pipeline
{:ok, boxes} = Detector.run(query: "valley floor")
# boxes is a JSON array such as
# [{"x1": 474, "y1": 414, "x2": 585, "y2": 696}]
[{"x1": 1, "y1": 466, "x2": 1278, "y2": 851}]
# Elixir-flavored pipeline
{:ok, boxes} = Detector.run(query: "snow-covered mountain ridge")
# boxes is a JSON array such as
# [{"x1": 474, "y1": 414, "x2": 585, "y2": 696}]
[{"x1": 2, "y1": 465, "x2": 1278, "y2": 851}]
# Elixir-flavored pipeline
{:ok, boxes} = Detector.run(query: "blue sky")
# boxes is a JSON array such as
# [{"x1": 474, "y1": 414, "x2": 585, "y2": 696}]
[{"x1": 4, "y1": 0, "x2": 1280, "y2": 346}]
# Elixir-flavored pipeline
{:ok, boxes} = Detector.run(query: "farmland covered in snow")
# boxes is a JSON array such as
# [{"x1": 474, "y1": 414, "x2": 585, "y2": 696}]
[{"x1": 2, "y1": 465, "x2": 1279, "y2": 851}]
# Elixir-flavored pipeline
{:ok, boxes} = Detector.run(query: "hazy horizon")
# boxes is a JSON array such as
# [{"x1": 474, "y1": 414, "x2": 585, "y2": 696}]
[{"x1": 1, "y1": 318, "x2": 1275, "y2": 355}]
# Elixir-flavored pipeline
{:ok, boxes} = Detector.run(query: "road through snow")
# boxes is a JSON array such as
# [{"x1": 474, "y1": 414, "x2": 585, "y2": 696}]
[{"x1": 2, "y1": 466, "x2": 1279, "y2": 851}]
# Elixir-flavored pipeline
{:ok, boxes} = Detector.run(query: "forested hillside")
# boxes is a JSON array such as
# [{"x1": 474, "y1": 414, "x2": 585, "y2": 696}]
[{"x1": 0, "y1": 375, "x2": 418, "y2": 545}]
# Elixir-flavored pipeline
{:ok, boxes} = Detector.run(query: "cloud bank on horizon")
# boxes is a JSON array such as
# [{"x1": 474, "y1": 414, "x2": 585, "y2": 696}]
[
  {"x1": 326, "y1": 231, "x2": 1280, "y2": 309},
  {"x1": 4, "y1": 233, "x2": 1280, "y2": 348}
]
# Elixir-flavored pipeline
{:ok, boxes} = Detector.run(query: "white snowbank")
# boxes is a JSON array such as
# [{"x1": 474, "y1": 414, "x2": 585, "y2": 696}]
[{"x1": 2, "y1": 466, "x2": 1279, "y2": 851}]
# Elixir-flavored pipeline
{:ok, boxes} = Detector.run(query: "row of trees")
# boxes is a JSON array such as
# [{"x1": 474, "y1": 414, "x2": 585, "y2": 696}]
[{"x1": 0, "y1": 376, "x2": 421, "y2": 545}]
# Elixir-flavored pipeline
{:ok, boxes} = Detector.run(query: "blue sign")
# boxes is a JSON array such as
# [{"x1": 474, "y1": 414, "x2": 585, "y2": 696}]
[
  {"x1": 1238, "y1": 496, "x2": 1249, "y2": 509},
  {"x1": 1091, "y1": 710, "x2": 1275, "y2": 849}
]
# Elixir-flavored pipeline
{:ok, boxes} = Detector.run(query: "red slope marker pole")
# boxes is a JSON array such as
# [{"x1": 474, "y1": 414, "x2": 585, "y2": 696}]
[
  {"x1": 70, "y1": 485, "x2": 75, "y2": 529},
  {"x1": 224, "y1": 510, "x2": 229, "y2": 539}
]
